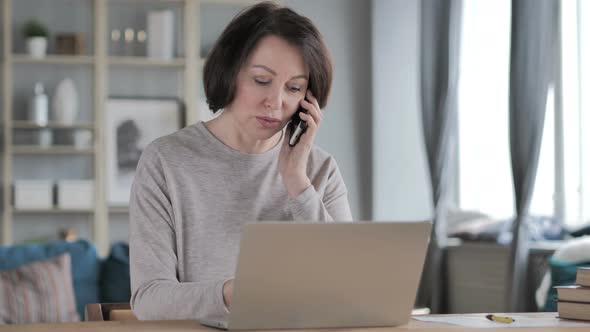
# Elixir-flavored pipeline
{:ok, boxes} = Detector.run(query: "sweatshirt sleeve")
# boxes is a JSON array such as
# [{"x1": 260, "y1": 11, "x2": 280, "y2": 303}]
[
  {"x1": 288, "y1": 156, "x2": 353, "y2": 222},
  {"x1": 129, "y1": 144, "x2": 229, "y2": 320}
]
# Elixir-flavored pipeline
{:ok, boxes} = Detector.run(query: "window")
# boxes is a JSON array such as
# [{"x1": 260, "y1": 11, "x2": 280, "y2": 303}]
[
  {"x1": 568, "y1": 0, "x2": 590, "y2": 227},
  {"x1": 583, "y1": 1, "x2": 590, "y2": 225},
  {"x1": 457, "y1": 0, "x2": 589, "y2": 227},
  {"x1": 561, "y1": 0, "x2": 583, "y2": 227},
  {"x1": 457, "y1": 0, "x2": 513, "y2": 220}
]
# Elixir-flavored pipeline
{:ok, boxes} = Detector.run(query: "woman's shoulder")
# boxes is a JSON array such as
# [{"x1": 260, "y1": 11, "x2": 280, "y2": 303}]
[
  {"x1": 306, "y1": 145, "x2": 346, "y2": 190},
  {"x1": 153, "y1": 123, "x2": 199, "y2": 145},
  {"x1": 140, "y1": 124, "x2": 204, "y2": 161},
  {"x1": 308, "y1": 144, "x2": 339, "y2": 171}
]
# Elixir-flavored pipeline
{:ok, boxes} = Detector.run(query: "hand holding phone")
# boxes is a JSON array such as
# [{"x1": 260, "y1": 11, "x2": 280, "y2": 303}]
[
  {"x1": 279, "y1": 90, "x2": 319, "y2": 198},
  {"x1": 288, "y1": 101, "x2": 308, "y2": 147}
]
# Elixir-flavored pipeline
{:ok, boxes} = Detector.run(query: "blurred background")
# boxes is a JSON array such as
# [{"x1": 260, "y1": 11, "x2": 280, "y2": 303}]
[{"x1": 0, "y1": 0, "x2": 589, "y2": 318}]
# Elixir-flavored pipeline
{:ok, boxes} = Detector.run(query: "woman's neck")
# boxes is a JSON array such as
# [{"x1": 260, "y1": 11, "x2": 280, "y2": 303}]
[{"x1": 205, "y1": 111, "x2": 282, "y2": 154}]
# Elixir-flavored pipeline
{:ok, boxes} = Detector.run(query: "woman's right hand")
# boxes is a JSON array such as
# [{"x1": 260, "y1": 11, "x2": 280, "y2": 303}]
[{"x1": 223, "y1": 279, "x2": 234, "y2": 309}]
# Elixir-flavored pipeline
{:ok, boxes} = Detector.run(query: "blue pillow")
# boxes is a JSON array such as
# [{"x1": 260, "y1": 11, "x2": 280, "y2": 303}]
[
  {"x1": 100, "y1": 242, "x2": 131, "y2": 303},
  {"x1": 543, "y1": 257, "x2": 590, "y2": 311},
  {"x1": 0, "y1": 239, "x2": 100, "y2": 318}
]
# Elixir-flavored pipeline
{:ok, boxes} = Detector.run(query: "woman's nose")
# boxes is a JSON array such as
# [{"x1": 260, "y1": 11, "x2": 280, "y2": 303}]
[{"x1": 264, "y1": 87, "x2": 283, "y2": 111}]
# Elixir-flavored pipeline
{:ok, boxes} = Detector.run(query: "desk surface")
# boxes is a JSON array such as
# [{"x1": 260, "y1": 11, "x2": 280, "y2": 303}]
[{"x1": 0, "y1": 313, "x2": 587, "y2": 332}]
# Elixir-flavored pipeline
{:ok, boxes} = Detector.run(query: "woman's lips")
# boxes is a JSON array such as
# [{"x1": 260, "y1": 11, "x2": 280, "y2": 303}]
[{"x1": 256, "y1": 116, "x2": 282, "y2": 129}]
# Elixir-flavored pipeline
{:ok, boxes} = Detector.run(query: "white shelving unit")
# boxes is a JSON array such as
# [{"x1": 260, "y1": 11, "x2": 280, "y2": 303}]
[
  {"x1": 108, "y1": 56, "x2": 186, "y2": 67},
  {"x1": 1, "y1": 0, "x2": 260, "y2": 255},
  {"x1": 11, "y1": 146, "x2": 95, "y2": 154},
  {"x1": 12, "y1": 121, "x2": 95, "y2": 130},
  {"x1": 12, "y1": 55, "x2": 96, "y2": 65},
  {"x1": 13, "y1": 209, "x2": 95, "y2": 214}
]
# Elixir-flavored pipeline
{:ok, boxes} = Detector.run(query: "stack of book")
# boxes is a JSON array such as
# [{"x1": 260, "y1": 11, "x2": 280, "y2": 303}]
[{"x1": 556, "y1": 267, "x2": 590, "y2": 321}]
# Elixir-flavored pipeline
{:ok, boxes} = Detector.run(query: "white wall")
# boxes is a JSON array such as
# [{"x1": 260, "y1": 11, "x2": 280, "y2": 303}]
[
  {"x1": 283, "y1": 0, "x2": 433, "y2": 221},
  {"x1": 372, "y1": 0, "x2": 433, "y2": 221},
  {"x1": 285, "y1": 0, "x2": 373, "y2": 220}
]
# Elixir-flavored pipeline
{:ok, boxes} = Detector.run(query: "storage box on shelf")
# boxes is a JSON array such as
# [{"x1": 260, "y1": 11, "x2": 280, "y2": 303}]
[
  {"x1": 14, "y1": 180, "x2": 53, "y2": 210},
  {"x1": 57, "y1": 180, "x2": 95, "y2": 210}
]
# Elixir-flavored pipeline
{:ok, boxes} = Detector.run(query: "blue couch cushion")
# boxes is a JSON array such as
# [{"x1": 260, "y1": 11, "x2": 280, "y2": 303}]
[
  {"x1": 544, "y1": 257, "x2": 590, "y2": 311},
  {"x1": 0, "y1": 239, "x2": 100, "y2": 318},
  {"x1": 100, "y1": 242, "x2": 131, "y2": 303}
]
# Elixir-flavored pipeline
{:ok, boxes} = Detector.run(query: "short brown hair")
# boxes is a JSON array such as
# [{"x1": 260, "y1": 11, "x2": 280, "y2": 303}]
[{"x1": 203, "y1": 1, "x2": 333, "y2": 113}]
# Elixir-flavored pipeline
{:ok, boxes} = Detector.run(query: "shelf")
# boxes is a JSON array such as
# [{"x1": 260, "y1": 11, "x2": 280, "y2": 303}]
[
  {"x1": 12, "y1": 54, "x2": 94, "y2": 65},
  {"x1": 200, "y1": 0, "x2": 262, "y2": 5},
  {"x1": 109, "y1": 56, "x2": 185, "y2": 67},
  {"x1": 113, "y1": 0, "x2": 185, "y2": 3},
  {"x1": 109, "y1": 207, "x2": 130, "y2": 214},
  {"x1": 2, "y1": 0, "x2": 212, "y2": 255},
  {"x1": 12, "y1": 121, "x2": 94, "y2": 130},
  {"x1": 112, "y1": 0, "x2": 257, "y2": 3},
  {"x1": 12, "y1": 146, "x2": 94, "y2": 155},
  {"x1": 12, "y1": 208, "x2": 94, "y2": 214}
]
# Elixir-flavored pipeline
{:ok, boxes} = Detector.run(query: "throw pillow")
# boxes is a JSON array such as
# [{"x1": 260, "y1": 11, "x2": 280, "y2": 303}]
[
  {"x1": 0, "y1": 253, "x2": 80, "y2": 324},
  {"x1": 0, "y1": 239, "x2": 100, "y2": 317}
]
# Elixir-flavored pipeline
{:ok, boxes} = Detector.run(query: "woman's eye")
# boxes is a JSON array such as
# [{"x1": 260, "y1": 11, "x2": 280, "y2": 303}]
[
  {"x1": 288, "y1": 86, "x2": 301, "y2": 92},
  {"x1": 254, "y1": 78, "x2": 270, "y2": 85}
]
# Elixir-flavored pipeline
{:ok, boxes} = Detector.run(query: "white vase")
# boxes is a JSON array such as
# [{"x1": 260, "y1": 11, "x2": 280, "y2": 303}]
[
  {"x1": 26, "y1": 37, "x2": 47, "y2": 58},
  {"x1": 53, "y1": 78, "x2": 79, "y2": 125}
]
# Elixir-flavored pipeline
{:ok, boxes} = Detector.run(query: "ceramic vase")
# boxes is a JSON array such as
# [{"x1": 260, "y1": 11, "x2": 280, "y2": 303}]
[
  {"x1": 53, "y1": 78, "x2": 79, "y2": 125},
  {"x1": 26, "y1": 37, "x2": 47, "y2": 58}
]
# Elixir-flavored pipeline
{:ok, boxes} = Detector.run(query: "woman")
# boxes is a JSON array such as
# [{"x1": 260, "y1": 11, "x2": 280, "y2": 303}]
[{"x1": 129, "y1": 1, "x2": 352, "y2": 321}]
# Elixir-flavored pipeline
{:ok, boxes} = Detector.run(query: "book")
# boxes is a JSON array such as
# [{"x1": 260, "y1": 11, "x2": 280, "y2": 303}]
[
  {"x1": 556, "y1": 285, "x2": 590, "y2": 303},
  {"x1": 558, "y1": 301, "x2": 590, "y2": 321},
  {"x1": 577, "y1": 267, "x2": 590, "y2": 287},
  {"x1": 147, "y1": 10, "x2": 174, "y2": 60}
]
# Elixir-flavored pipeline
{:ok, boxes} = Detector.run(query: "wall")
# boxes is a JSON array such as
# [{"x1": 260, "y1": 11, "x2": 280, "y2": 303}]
[
  {"x1": 285, "y1": 0, "x2": 373, "y2": 220},
  {"x1": 371, "y1": 0, "x2": 433, "y2": 221}
]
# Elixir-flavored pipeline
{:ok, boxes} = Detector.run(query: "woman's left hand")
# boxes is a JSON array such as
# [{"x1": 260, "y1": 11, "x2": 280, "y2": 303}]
[{"x1": 279, "y1": 90, "x2": 323, "y2": 198}]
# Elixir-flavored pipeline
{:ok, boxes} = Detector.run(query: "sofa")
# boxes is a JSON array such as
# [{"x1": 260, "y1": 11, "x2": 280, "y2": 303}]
[{"x1": 0, "y1": 239, "x2": 131, "y2": 322}]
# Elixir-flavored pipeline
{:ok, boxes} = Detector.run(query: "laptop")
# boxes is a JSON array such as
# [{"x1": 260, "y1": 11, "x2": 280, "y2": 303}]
[{"x1": 200, "y1": 221, "x2": 431, "y2": 330}]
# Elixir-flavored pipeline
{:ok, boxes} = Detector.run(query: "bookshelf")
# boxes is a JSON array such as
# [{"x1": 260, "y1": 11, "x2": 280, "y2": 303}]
[
  {"x1": 13, "y1": 208, "x2": 95, "y2": 215},
  {"x1": 12, "y1": 121, "x2": 95, "y2": 130},
  {"x1": 12, "y1": 54, "x2": 96, "y2": 65},
  {"x1": 1, "y1": 0, "x2": 261, "y2": 255},
  {"x1": 11, "y1": 146, "x2": 95, "y2": 154},
  {"x1": 108, "y1": 55, "x2": 186, "y2": 67}
]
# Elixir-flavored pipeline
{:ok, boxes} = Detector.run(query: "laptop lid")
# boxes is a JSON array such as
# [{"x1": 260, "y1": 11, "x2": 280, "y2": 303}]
[{"x1": 222, "y1": 221, "x2": 431, "y2": 330}]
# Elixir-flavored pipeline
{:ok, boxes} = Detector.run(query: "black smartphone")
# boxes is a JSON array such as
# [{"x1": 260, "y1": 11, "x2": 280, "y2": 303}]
[{"x1": 288, "y1": 101, "x2": 308, "y2": 147}]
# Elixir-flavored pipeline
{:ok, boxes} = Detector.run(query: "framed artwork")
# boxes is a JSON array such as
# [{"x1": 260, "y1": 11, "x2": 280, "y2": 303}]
[{"x1": 105, "y1": 98, "x2": 183, "y2": 206}]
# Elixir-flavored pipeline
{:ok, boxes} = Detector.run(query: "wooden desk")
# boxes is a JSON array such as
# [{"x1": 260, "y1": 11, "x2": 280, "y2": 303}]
[{"x1": 0, "y1": 313, "x2": 587, "y2": 332}]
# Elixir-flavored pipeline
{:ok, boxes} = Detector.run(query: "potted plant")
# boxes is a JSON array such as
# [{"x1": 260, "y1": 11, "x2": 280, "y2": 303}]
[{"x1": 23, "y1": 19, "x2": 49, "y2": 58}]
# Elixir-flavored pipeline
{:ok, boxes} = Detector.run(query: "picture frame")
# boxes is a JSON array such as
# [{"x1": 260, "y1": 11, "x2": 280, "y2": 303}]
[
  {"x1": 105, "y1": 97, "x2": 184, "y2": 206},
  {"x1": 56, "y1": 33, "x2": 85, "y2": 55}
]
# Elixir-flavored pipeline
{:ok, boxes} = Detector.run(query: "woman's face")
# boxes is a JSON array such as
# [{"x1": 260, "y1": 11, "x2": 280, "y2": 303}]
[{"x1": 227, "y1": 35, "x2": 309, "y2": 140}]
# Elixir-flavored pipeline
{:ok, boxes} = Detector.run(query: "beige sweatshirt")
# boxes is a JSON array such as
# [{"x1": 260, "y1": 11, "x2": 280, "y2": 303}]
[{"x1": 129, "y1": 121, "x2": 352, "y2": 320}]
